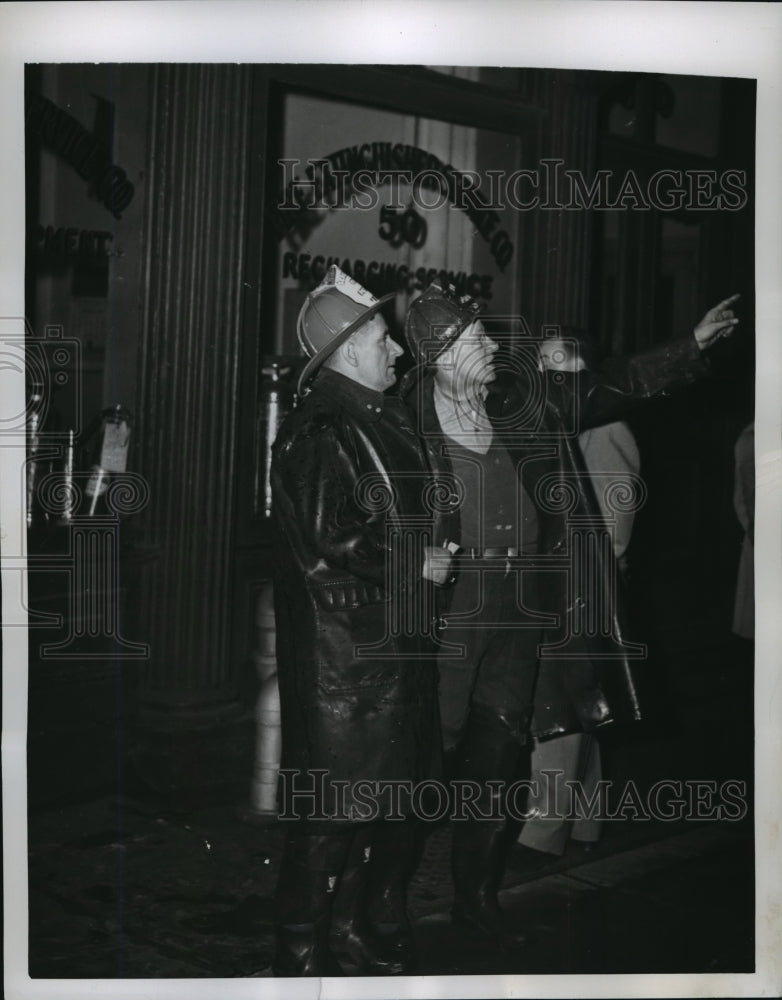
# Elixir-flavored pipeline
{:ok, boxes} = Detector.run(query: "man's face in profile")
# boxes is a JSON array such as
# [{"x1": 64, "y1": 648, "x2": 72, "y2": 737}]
[
  {"x1": 351, "y1": 315, "x2": 404, "y2": 392},
  {"x1": 439, "y1": 320, "x2": 499, "y2": 396}
]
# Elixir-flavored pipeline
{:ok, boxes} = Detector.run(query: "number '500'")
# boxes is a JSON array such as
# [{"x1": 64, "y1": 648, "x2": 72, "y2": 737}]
[{"x1": 378, "y1": 206, "x2": 428, "y2": 250}]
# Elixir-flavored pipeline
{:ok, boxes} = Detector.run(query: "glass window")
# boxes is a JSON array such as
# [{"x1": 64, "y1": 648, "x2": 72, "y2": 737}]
[
  {"x1": 656, "y1": 75, "x2": 721, "y2": 157},
  {"x1": 268, "y1": 90, "x2": 524, "y2": 354}
]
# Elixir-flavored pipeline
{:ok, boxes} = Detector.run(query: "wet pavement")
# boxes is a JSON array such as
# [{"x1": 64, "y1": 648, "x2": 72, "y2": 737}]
[
  {"x1": 26, "y1": 791, "x2": 754, "y2": 980},
  {"x1": 23, "y1": 575, "x2": 757, "y2": 985}
]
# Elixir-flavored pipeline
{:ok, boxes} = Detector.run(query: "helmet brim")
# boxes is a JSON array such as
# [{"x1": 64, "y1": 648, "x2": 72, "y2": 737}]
[
  {"x1": 403, "y1": 283, "x2": 484, "y2": 369},
  {"x1": 296, "y1": 291, "x2": 396, "y2": 397},
  {"x1": 412, "y1": 321, "x2": 465, "y2": 367}
]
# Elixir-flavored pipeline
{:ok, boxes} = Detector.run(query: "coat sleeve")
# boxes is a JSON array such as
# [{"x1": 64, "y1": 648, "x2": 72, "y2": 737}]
[
  {"x1": 568, "y1": 335, "x2": 711, "y2": 429},
  {"x1": 272, "y1": 417, "x2": 392, "y2": 588}
]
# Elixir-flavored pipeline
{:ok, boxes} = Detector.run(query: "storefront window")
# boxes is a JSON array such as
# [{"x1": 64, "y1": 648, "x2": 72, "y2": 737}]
[
  {"x1": 656, "y1": 75, "x2": 721, "y2": 157},
  {"x1": 268, "y1": 90, "x2": 525, "y2": 355}
]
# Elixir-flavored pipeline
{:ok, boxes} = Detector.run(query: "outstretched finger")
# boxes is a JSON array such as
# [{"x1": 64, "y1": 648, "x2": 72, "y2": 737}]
[
  {"x1": 712, "y1": 293, "x2": 741, "y2": 311},
  {"x1": 703, "y1": 319, "x2": 739, "y2": 338}
]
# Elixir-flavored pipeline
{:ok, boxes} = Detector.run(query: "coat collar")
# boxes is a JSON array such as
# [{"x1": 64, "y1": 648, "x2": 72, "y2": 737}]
[{"x1": 311, "y1": 368, "x2": 386, "y2": 423}]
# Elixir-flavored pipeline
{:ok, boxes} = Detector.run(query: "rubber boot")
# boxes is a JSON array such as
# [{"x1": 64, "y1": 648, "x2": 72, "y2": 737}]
[
  {"x1": 450, "y1": 705, "x2": 532, "y2": 950},
  {"x1": 330, "y1": 825, "x2": 408, "y2": 975},
  {"x1": 272, "y1": 830, "x2": 351, "y2": 977},
  {"x1": 364, "y1": 819, "x2": 423, "y2": 972}
]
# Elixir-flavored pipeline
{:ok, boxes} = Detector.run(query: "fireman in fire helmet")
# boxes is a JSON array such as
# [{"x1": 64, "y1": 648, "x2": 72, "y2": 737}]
[{"x1": 270, "y1": 265, "x2": 453, "y2": 976}]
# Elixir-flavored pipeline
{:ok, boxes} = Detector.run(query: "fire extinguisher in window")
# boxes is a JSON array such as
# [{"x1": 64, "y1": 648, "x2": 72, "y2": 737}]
[
  {"x1": 26, "y1": 382, "x2": 46, "y2": 529},
  {"x1": 83, "y1": 405, "x2": 132, "y2": 516},
  {"x1": 256, "y1": 359, "x2": 296, "y2": 519}
]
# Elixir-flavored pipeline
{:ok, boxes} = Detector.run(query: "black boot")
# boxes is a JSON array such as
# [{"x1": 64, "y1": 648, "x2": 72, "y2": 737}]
[
  {"x1": 363, "y1": 819, "x2": 423, "y2": 972},
  {"x1": 450, "y1": 706, "x2": 532, "y2": 950},
  {"x1": 452, "y1": 820, "x2": 530, "y2": 948},
  {"x1": 330, "y1": 825, "x2": 409, "y2": 975},
  {"x1": 272, "y1": 831, "x2": 350, "y2": 977}
]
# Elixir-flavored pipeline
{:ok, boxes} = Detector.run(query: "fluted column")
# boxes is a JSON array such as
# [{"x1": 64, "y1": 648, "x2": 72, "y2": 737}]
[
  {"x1": 518, "y1": 70, "x2": 600, "y2": 334},
  {"x1": 132, "y1": 65, "x2": 253, "y2": 788}
]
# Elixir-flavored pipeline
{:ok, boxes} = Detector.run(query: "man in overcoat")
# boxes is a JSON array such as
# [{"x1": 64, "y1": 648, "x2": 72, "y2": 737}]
[
  {"x1": 401, "y1": 282, "x2": 739, "y2": 947},
  {"x1": 518, "y1": 331, "x2": 641, "y2": 859},
  {"x1": 270, "y1": 265, "x2": 452, "y2": 976}
]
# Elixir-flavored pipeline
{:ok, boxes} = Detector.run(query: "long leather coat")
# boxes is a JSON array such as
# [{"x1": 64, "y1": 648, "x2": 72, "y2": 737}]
[
  {"x1": 402, "y1": 335, "x2": 710, "y2": 739},
  {"x1": 271, "y1": 367, "x2": 444, "y2": 820}
]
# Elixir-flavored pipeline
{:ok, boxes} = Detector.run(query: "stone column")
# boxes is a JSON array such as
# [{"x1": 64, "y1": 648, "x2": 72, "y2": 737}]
[
  {"x1": 132, "y1": 65, "x2": 255, "y2": 792},
  {"x1": 517, "y1": 69, "x2": 601, "y2": 335}
]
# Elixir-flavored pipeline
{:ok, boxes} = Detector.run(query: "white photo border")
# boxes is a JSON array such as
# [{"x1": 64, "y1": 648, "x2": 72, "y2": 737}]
[{"x1": 2, "y1": 2, "x2": 780, "y2": 998}]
